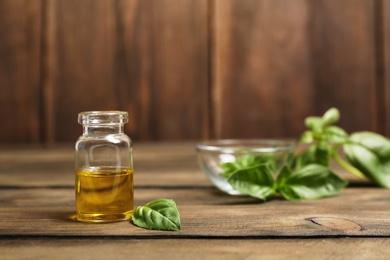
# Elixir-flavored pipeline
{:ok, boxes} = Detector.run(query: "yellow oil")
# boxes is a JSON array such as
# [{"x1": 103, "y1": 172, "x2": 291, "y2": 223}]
[{"x1": 75, "y1": 167, "x2": 134, "y2": 223}]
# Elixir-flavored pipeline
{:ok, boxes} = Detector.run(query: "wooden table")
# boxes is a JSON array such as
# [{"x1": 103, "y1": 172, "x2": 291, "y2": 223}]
[{"x1": 1, "y1": 142, "x2": 390, "y2": 259}]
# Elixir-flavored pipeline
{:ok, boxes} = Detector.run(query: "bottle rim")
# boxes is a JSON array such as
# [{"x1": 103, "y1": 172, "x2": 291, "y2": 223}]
[{"x1": 78, "y1": 111, "x2": 128, "y2": 125}]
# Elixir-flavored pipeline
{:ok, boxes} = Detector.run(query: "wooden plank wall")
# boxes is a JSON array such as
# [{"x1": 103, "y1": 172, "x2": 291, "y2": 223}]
[
  {"x1": 0, "y1": 0, "x2": 389, "y2": 144},
  {"x1": 0, "y1": 1, "x2": 42, "y2": 143}
]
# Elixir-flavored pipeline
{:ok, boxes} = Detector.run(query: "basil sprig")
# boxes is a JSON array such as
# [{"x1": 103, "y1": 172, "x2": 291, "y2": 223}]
[
  {"x1": 132, "y1": 199, "x2": 181, "y2": 231},
  {"x1": 226, "y1": 162, "x2": 347, "y2": 201},
  {"x1": 221, "y1": 107, "x2": 390, "y2": 201}
]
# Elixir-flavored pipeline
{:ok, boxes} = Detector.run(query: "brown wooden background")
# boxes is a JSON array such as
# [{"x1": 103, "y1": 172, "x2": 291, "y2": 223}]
[{"x1": 0, "y1": 0, "x2": 389, "y2": 144}]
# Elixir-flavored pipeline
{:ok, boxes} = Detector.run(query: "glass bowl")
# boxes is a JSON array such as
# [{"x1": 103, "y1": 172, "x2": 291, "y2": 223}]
[{"x1": 196, "y1": 139, "x2": 294, "y2": 195}]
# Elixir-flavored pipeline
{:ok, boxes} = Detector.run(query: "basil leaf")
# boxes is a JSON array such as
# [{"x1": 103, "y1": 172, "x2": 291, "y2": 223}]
[
  {"x1": 227, "y1": 164, "x2": 276, "y2": 200},
  {"x1": 322, "y1": 126, "x2": 349, "y2": 144},
  {"x1": 305, "y1": 116, "x2": 323, "y2": 130},
  {"x1": 293, "y1": 145, "x2": 315, "y2": 169},
  {"x1": 275, "y1": 164, "x2": 292, "y2": 188},
  {"x1": 235, "y1": 155, "x2": 267, "y2": 168},
  {"x1": 132, "y1": 199, "x2": 181, "y2": 231},
  {"x1": 277, "y1": 164, "x2": 348, "y2": 201},
  {"x1": 219, "y1": 162, "x2": 239, "y2": 178},
  {"x1": 349, "y1": 132, "x2": 390, "y2": 159},
  {"x1": 304, "y1": 108, "x2": 340, "y2": 131},
  {"x1": 220, "y1": 155, "x2": 278, "y2": 178},
  {"x1": 322, "y1": 107, "x2": 340, "y2": 127},
  {"x1": 294, "y1": 143, "x2": 330, "y2": 168},
  {"x1": 344, "y1": 132, "x2": 390, "y2": 188},
  {"x1": 220, "y1": 155, "x2": 260, "y2": 178},
  {"x1": 299, "y1": 130, "x2": 314, "y2": 143},
  {"x1": 314, "y1": 144, "x2": 331, "y2": 166}
]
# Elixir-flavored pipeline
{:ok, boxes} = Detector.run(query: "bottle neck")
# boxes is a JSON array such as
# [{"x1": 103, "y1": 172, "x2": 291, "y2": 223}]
[{"x1": 83, "y1": 124, "x2": 124, "y2": 135}]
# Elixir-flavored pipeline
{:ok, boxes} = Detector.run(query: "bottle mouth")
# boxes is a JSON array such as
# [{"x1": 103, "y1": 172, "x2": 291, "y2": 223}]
[{"x1": 78, "y1": 111, "x2": 128, "y2": 125}]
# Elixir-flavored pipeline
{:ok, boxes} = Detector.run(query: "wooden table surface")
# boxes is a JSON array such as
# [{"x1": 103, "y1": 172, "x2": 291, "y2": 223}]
[{"x1": 1, "y1": 142, "x2": 390, "y2": 259}]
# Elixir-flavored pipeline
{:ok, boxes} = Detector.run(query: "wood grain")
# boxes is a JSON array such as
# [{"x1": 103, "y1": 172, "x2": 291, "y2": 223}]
[
  {"x1": 0, "y1": 0, "x2": 42, "y2": 143},
  {"x1": 384, "y1": 0, "x2": 390, "y2": 137},
  {"x1": 213, "y1": 0, "x2": 315, "y2": 139},
  {"x1": 1, "y1": 187, "x2": 390, "y2": 237},
  {"x1": 43, "y1": 0, "x2": 209, "y2": 142},
  {"x1": 1, "y1": 238, "x2": 389, "y2": 260},
  {"x1": 0, "y1": 144, "x2": 390, "y2": 239},
  {"x1": 212, "y1": 0, "x2": 379, "y2": 139}
]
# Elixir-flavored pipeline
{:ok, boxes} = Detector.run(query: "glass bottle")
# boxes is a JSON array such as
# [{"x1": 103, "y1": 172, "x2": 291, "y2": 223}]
[{"x1": 75, "y1": 111, "x2": 134, "y2": 223}]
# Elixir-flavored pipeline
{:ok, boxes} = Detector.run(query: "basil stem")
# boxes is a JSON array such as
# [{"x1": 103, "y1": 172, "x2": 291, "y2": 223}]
[{"x1": 331, "y1": 149, "x2": 366, "y2": 179}]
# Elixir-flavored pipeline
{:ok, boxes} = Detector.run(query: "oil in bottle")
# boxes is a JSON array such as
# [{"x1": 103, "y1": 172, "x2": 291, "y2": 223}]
[{"x1": 75, "y1": 167, "x2": 134, "y2": 222}]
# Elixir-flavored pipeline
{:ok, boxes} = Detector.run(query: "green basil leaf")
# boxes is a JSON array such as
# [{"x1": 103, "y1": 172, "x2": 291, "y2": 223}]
[
  {"x1": 299, "y1": 130, "x2": 314, "y2": 143},
  {"x1": 305, "y1": 116, "x2": 323, "y2": 130},
  {"x1": 293, "y1": 143, "x2": 330, "y2": 168},
  {"x1": 322, "y1": 107, "x2": 340, "y2": 127},
  {"x1": 132, "y1": 199, "x2": 181, "y2": 231},
  {"x1": 227, "y1": 164, "x2": 276, "y2": 200},
  {"x1": 220, "y1": 155, "x2": 279, "y2": 178},
  {"x1": 314, "y1": 144, "x2": 331, "y2": 166},
  {"x1": 236, "y1": 155, "x2": 264, "y2": 167},
  {"x1": 293, "y1": 145, "x2": 314, "y2": 169},
  {"x1": 304, "y1": 108, "x2": 340, "y2": 131},
  {"x1": 219, "y1": 162, "x2": 239, "y2": 178},
  {"x1": 349, "y1": 132, "x2": 390, "y2": 159},
  {"x1": 344, "y1": 132, "x2": 390, "y2": 187},
  {"x1": 220, "y1": 155, "x2": 261, "y2": 178},
  {"x1": 278, "y1": 164, "x2": 348, "y2": 201},
  {"x1": 322, "y1": 126, "x2": 349, "y2": 144},
  {"x1": 275, "y1": 164, "x2": 292, "y2": 188}
]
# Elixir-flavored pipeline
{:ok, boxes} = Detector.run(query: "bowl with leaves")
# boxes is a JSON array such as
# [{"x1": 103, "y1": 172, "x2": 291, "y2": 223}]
[
  {"x1": 197, "y1": 108, "x2": 390, "y2": 202},
  {"x1": 196, "y1": 139, "x2": 295, "y2": 196}
]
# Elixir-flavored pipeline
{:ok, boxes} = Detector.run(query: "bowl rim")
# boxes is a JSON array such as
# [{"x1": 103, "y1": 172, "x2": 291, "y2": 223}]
[{"x1": 196, "y1": 139, "x2": 294, "y2": 153}]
